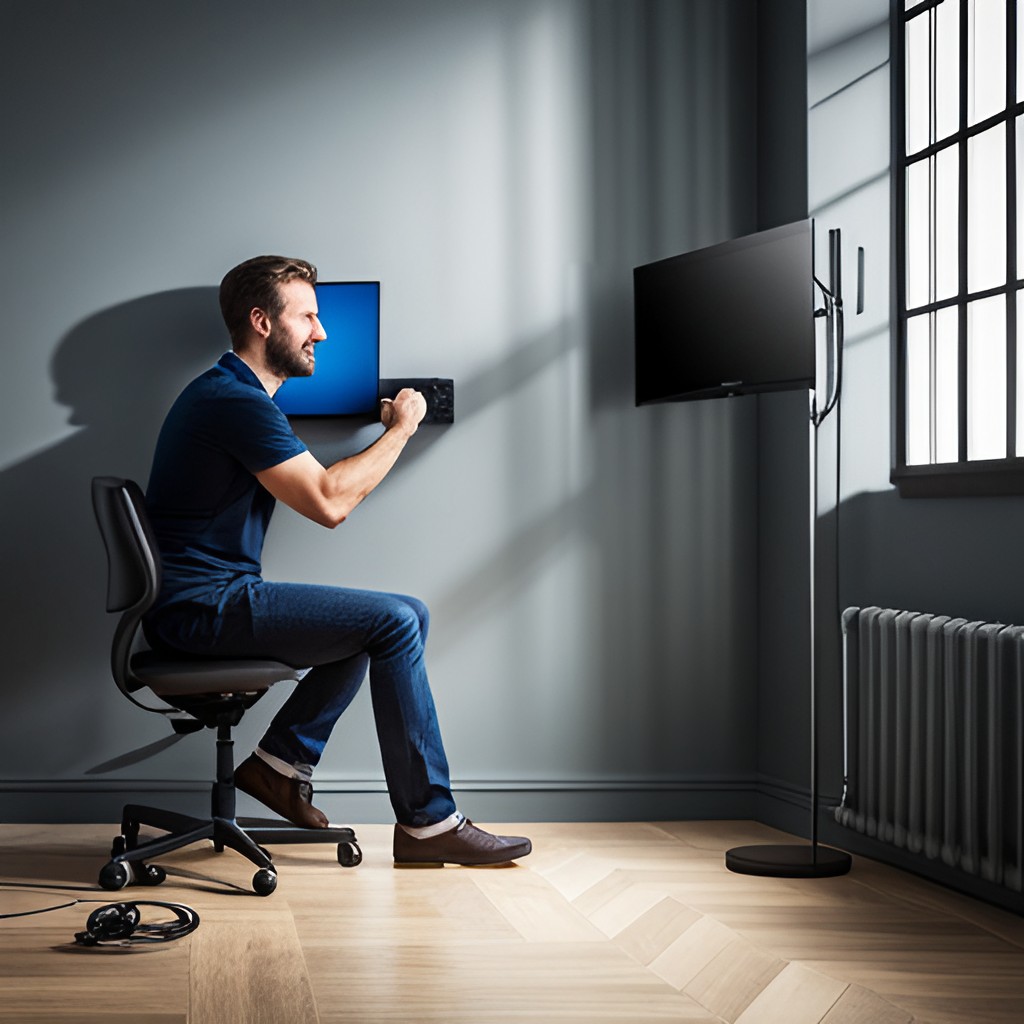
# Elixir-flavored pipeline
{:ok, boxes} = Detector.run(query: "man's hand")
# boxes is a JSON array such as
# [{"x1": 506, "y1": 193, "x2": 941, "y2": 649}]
[
  {"x1": 257, "y1": 388, "x2": 426, "y2": 529},
  {"x1": 380, "y1": 388, "x2": 427, "y2": 435}
]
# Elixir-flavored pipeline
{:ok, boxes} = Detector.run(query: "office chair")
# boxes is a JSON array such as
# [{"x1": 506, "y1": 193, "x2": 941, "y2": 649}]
[{"x1": 91, "y1": 476, "x2": 361, "y2": 897}]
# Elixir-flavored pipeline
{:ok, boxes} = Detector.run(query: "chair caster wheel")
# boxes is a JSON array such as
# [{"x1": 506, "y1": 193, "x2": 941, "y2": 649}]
[
  {"x1": 99, "y1": 861, "x2": 132, "y2": 891},
  {"x1": 253, "y1": 868, "x2": 278, "y2": 896},
  {"x1": 138, "y1": 863, "x2": 167, "y2": 886},
  {"x1": 337, "y1": 841, "x2": 362, "y2": 867}
]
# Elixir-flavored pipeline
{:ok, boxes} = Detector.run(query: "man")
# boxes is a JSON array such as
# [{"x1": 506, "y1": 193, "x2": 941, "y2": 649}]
[{"x1": 143, "y1": 255, "x2": 530, "y2": 866}]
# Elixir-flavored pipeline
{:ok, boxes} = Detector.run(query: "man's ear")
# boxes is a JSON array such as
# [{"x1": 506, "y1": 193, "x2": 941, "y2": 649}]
[{"x1": 249, "y1": 306, "x2": 272, "y2": 339}]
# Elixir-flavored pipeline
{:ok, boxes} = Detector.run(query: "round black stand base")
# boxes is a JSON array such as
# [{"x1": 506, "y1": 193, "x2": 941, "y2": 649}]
[{"x1": 725, "y1": 844, "x2": 852, "y2": 878}]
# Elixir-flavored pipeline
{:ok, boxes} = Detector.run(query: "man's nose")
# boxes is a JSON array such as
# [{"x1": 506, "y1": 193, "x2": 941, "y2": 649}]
[{"x1": 312, "y1": 315, "x2": 327, "y2": 341}]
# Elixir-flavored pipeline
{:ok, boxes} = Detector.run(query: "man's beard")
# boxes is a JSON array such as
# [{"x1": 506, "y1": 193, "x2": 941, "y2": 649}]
[{"x1": 265, "y1": 324, "x2": 314, "y2": 379}]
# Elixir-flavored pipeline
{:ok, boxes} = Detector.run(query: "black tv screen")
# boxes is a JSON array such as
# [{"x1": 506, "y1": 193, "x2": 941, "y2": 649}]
[
  {"x1": 274, "y1": 281, "x2": 380, "y2": 416},
  {"x1": 634, "y1": 220, "x2": 815, "y2": 405}
]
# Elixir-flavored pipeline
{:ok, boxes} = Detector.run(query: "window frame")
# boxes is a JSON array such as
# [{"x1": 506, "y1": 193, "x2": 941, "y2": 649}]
[{"x1": 891, "y1": 0, "x2": 1024, "y2": 496}]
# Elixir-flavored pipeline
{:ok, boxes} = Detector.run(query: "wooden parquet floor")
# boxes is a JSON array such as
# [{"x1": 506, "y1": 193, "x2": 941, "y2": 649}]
[{"x1": 2, "y1": 820, "x2": 1023, "y2": 1022}]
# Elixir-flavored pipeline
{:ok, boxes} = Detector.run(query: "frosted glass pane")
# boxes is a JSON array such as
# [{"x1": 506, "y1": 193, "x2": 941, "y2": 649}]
[
  {"x1": 1019, "y1": 0, "x2": 1024, "y2": 103},
  {"x1": 935, "y1": 306, "x2": 960, "y2": 462},
  {"x1": 968, "y1": 125, "x2": 1006, "y2": 293},
  {"x1": 1018, "y1": 117, "x2": 1024, "y2": 274},
  {"x1": 968, "y1": 0, "x2": 1006, "y2": 127},
  {"x1": 935, "y1": 145, "x2": 959, "y2": 300},
  {"x1": 907, "y1": 160, "x2": 931, "y2": 308},
  {"x1": 906, "y1": 149, "x2": 959, "y2": 309},
  {"x1": 905, "y1": 12, "x2": 931, "y2": 155},
  {"x1": 905, "y1": 2, "x2": 960, "y2": 153},
  {"x1": 935, "y1": 0, "x2": 960, "y2": 140},
  {"x1": 906, "y1": 308, "x2": 960, "y2": 465},
  {"x1": 906, "y1": 314, "x2": 931, "y2": 465},
  {"x1": 967, "y1": 294, "x2": 1006, "y2": 460},
  {"x1": 1018, "y1": 289, "x2": 1024, "y2": 456}
]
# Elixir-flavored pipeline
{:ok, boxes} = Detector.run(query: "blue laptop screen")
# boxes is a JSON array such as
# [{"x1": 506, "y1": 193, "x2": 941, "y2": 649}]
[{"x1": 274, "y1": 281, "x2": 380, "y2": 416}]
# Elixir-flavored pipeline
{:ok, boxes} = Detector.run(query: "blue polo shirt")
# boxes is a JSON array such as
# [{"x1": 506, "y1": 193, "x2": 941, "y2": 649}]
[{"x1": 144, "y1": 351, "x2": 307, "y2": 622}]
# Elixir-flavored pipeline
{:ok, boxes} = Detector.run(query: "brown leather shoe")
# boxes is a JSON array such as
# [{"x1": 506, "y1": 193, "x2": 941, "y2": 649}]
[
  {"x1": 393, "y1": 819, "x2": 531, "y2": 866},
  {"x1": 234, "y1": 753, "x2": 329, "y2": 829}
]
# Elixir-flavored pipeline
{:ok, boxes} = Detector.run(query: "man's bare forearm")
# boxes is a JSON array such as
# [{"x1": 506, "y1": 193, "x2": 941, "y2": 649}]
[
  {"x1": 256, "y1": 389, "x2": 426, "y2": 528},
  {"x1": 321, "y1": 422, "x2": 415, "y2": 524}
]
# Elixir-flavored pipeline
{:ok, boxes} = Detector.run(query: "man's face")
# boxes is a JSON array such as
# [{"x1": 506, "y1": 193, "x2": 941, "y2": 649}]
[{"x1": 263, "y1": 278, "x2": 327, "y2": 379}]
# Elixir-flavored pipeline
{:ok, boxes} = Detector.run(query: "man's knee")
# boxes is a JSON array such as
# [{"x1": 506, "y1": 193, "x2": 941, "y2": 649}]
[
  {"x1": 400, "y1": 595, "x2": 430, "y2": 637},
  {"x1": 373, "y1": 595, "x2": 428, "y2": 652}
]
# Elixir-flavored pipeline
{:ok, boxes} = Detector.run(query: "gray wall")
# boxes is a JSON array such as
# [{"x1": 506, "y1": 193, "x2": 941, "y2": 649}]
[
  {"x1": 1, "y1": 0, "x2": 763, "y2": 824},
  {"x1": 753, "y1": 0, "x2": 812, "y2": 824}
]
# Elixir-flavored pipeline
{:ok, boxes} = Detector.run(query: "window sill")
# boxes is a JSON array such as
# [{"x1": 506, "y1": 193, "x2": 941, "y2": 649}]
[{"x1": 892, "y1": 460, "x2": 1024, "y2": 498}]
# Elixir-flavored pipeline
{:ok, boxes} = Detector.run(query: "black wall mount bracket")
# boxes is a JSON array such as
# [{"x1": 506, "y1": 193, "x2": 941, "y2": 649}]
[{"x1": 378, "y1": 378, "x2": 454, "y2": 424}]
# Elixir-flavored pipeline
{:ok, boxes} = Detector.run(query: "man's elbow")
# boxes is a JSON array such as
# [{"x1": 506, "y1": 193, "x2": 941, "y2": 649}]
[
  {"x1": 309, "y1": 503, "x2": 347, "y2": 529},
  {"x1": 318, "y1": 485, "x2": 365, "y2": 528},
  {"x1": 316, "y1": 495, "x2": 354, "y2": 529}
]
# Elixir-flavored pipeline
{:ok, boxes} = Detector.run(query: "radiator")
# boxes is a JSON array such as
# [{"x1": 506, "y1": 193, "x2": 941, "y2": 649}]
[{"x1": 837, "y1": 606, "x2": 1024, "y2": 892}]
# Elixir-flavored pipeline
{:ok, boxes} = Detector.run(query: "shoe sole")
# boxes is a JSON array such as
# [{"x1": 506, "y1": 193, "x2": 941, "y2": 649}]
[{"x1": 393, "y1": 859, "x2": 522, "y2": 869}]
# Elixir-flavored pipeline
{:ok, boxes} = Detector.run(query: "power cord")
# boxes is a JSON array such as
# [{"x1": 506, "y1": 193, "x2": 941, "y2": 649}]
[
  {"x1": 0, "y1": 893, "x2": 85, "y2": 919},
  {"x1": 1, "y1": 881, "x2": 109, "y2": 919}
]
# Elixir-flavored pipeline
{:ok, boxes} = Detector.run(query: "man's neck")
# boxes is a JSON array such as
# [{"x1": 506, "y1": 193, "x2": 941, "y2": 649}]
[{"x1": 232, "y1": 347, "x2": 285, "y2": 397}]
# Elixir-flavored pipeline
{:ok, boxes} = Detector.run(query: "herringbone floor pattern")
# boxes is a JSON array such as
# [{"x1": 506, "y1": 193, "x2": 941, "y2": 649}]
[{"x1": 2, "y1": 820, "x2": 1023, "y2": 1022}]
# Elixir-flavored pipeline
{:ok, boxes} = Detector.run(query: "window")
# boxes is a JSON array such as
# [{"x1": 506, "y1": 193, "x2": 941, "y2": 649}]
[{"x1": 893, "y1": 0, "x2": 1024, "y2": 495}]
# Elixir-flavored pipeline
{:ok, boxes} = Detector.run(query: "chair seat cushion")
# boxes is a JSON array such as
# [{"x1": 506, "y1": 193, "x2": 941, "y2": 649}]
[{"x1": 130, "y1": 650, "x2": 306, "y2": 697}]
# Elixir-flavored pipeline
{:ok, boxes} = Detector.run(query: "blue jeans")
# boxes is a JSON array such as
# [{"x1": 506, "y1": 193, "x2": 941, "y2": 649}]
[{"x1": 145, "y1": 578, "x2": 456, "y2": 828}]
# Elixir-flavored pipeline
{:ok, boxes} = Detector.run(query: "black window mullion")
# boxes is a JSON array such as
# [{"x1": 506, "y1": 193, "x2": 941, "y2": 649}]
[
  {"x1": 957, "y1": 0, "x2": 969, "y2": 463},
  {"x1": 906, "y1": 104, "x2": 1024, "y2": 165},
  {"x1": 1007, "y1": 0, "x2": 1018, "y2": 458},
  {"x1": 929, "y1": 5, "x2": 938, "y2": 462},
  {"x1": 894, "y1": 0, "x2": 909, "y2": 471},
  {"x1": 908, "y1": 280, "x2": 1012, "y2": 316},
  {"x1": 906, "y1": 0, "x2": 945, "y2": 23}
]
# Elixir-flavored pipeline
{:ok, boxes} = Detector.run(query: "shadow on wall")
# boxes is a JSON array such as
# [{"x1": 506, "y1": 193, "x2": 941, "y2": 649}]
[
  {"x1": 3, "y1": 298, "x2": 253, "y2": 774},
  {"x1": 0, "y1": 289, "x2": 226, "y2": 775},
  {"x1": 3, "y1": 286, "x2": 447, "y2": 778}
]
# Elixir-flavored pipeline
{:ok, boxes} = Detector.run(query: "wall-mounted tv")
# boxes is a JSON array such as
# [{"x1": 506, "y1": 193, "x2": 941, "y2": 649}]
[
  {"x1": 274, "y1": 281, "x2": 380, "y2": 416},
  {"x1": 634, "y1": 219, "x2": 815, "y2": 405}
]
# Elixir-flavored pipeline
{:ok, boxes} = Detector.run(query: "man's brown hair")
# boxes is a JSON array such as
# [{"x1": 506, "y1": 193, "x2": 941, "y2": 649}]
[{"x1": 219, "y1": 255, "x2": 318, "y2": 346}]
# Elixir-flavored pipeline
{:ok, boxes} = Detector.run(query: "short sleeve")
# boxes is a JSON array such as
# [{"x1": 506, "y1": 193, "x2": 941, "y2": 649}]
[{"x1": 212, "y1": 389, "x2": 308, "y2": 473}]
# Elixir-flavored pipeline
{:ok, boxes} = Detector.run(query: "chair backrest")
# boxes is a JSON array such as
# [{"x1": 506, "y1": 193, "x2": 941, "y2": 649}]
[{"x1": 92, "y1": 476, "x2": 161, "y2": 696}]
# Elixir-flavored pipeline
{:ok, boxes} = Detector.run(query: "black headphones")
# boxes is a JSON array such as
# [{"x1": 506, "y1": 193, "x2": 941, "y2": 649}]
[{"x1": 74, "y1": 901, "x2": 199, "y2": 947}]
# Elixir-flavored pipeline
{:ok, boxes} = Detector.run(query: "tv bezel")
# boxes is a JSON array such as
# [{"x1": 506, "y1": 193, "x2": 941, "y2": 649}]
[{"x1": 633, "y1": 219, "x2": 816, "y2": 406}]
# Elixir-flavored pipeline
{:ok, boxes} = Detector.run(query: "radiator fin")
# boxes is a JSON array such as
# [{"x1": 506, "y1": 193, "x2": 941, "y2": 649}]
[{"x1": 838, "y1": 606, "x2": 1024, "y2": 892}]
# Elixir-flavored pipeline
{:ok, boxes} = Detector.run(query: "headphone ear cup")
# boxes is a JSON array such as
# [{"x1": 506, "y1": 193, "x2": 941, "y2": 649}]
[
  {"x1": 85, "y1": 903, "x2": 140, "y2": 941},
  {"x1": 74, "y1": 900, "x2": 198, "y2": 947}
]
